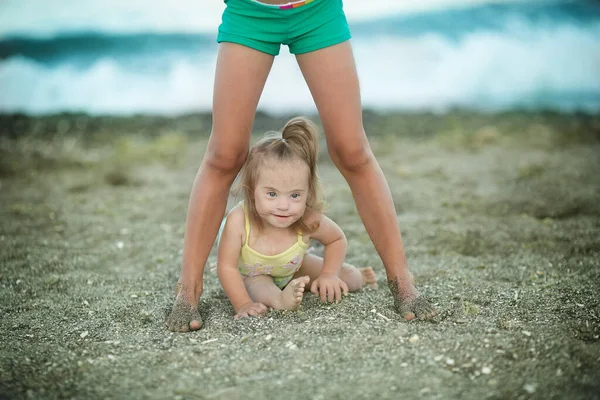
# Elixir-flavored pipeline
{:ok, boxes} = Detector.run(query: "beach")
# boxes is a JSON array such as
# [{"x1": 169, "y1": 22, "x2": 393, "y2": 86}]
[{"x1": 1, "y1": 110, "x2": 599, "y2": 399}]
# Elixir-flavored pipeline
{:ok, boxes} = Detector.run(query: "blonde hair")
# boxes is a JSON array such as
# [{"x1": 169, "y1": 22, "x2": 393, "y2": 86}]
[{"x1": 233, "y1": 117, "x2": 324, "y2": 233}]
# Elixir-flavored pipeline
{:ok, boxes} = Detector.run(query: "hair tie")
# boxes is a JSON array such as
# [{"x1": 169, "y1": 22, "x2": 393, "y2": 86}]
[{"x1": 281, "y1": 138, "x2": 287, "y2": 143}]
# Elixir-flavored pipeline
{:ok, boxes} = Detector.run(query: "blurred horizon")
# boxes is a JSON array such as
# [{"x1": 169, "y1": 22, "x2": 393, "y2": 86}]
[
  {"x1": 1, "y1": 0, "x2": 600, "y2": 116},
  {"x1": 0, "y1": 0, "x2": 538, "y2": 37}
]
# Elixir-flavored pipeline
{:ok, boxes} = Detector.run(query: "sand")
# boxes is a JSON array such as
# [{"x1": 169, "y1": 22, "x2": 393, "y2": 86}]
[{"x1": 1, "y1": 111, "x2": 599, "y2": 399}]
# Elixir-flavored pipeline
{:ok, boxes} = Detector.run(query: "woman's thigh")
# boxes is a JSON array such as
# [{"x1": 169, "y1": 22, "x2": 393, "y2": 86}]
[
  {"x1": 209, "y1": 42, "x2": 275, "y2": 161},
  {"x1": 295, "y1": 41, "x2": 369, "y2": 158}
]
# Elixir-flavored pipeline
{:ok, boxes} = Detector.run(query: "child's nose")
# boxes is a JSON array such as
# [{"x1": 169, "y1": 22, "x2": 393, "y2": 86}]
[{"x1": 277, "y1": 198, "x2": 289, "y2": 210}]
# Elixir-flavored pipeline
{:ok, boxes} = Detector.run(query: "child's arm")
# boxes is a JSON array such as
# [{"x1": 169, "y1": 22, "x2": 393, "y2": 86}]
[
  {"x1": 306, "y1": 211, "x2": 349, "y2": 303},
  {"x1": 217, "y1": 207, "x2": 267, "y2": 319}
]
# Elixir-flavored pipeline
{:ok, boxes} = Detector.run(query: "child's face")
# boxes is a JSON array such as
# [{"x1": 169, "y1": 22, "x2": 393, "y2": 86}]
[{"x1": 254, "y1": 157, "x2": 310, "y2": 229}]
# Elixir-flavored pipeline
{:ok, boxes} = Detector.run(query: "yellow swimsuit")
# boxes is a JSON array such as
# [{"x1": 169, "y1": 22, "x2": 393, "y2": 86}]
[{"x1": 238, "y1": 203, "x2": 309, "y2": 289}]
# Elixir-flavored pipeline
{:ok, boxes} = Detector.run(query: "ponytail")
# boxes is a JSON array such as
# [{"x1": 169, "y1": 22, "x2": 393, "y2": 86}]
[{"x1": 281, "y1": 117, "x2": 319, "y2": 172}]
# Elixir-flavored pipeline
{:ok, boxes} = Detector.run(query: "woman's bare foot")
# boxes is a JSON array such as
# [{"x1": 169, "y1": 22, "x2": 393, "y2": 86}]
[
  {"x1": 359, "y1": 267, "x2": 378, "y2": 289},
  {"x1": 275, "y1": 276, "x2": 310, "y2": 310},
  {"x1": 387, "y1": 272, "x2": 437, "y2": 321},
  {"x1": 165, "y1": 283, "x2": 202, "y2": 332}
]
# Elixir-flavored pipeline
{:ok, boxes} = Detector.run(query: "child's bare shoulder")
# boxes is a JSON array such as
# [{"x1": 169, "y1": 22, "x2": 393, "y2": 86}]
[
  {"x1": 227, "y1": 204, "x2": 245, "y2": 223},
  {"x1": 224, "y1": 205, "x2": 246, "y2": 236},
  {"x1": 304, "y1": 208, "x2": 324, "y2": 223},
  {"x1": 303, "y1": 208, "x2": 325, "y2": 235}
]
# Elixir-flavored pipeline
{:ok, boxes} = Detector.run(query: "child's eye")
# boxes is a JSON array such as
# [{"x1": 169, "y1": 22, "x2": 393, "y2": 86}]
[
  {"x1": 268, "y1": 192, "x2": 276, "y2": 197},
  {"x1": 291, "y1": 193, "x2": 300, "y2": 199}
]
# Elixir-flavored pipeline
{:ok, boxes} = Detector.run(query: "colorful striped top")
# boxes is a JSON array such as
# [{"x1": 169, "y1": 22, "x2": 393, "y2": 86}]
[{"x1": 252, "y1": 0, "x2": 314, "y2": 10}]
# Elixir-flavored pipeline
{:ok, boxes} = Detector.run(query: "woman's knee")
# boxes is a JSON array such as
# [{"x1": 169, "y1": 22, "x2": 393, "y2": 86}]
[
  {"x1": 204, "y1": 142, "x2": 248, "y2": 176},
  {"x1": 328, "y1": 140, "x2": 374, "y2": 174}
]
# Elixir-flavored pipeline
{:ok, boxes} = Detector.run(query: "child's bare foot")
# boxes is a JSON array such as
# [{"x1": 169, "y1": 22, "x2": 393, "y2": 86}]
[
  {"x1": 276, "y1": 276, "x2": 310, "y2": 310},
  {"x1": 360, "y1": 267, "x2": 378, "y2": 289},
  {"x1": 387, "y1": 274, "x2": 437, "y2": 321},
  {"x1": 165, "y1": 283, "x2": 202, "y2": 332}
]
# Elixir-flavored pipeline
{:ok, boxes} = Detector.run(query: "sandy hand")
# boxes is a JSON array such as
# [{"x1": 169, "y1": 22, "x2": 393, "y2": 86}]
[{"x1": 311, "y1": 273, "x2": 349, "y2": 303}]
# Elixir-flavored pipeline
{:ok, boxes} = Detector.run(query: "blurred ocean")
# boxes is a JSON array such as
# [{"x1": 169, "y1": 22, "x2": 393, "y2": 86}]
[{"x1": 1, "y1": 0, "x2": 599, "y2": 115}]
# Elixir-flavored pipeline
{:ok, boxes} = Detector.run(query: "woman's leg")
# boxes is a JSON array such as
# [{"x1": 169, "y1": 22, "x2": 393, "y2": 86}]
[
  {"x1": 295, "y1": 41, "x2": 436, "y2": 320},
  {"x1": 245, "y1": 275, "x2": 310, "y2": 310},
  {"x1": 294, "y1": 253, "x2": 377, "y2": 292},
  {"x1": 166, "y1": 43, "x2": 275, "y2": 332}
]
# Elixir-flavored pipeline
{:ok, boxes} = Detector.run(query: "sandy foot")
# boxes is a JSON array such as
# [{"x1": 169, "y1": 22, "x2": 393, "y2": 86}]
[
  {"x1": 387, "y1": 278, "x2": 437, "y2": 321},
  {"x1": 359, "y1": 267, "x2": 378, "y2": 289},
  {"x1": 276, "y1": 276, "x2": 310, "y2": 310},
  {"x1": 165, "y1": 290, "x2": 202, "y2": 332}
]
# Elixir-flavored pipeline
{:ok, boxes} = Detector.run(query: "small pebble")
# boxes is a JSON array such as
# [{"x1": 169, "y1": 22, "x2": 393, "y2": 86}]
[
  {"x1": 522, "y1": 330, "x2": 532, "y2": 337},
  {"x1": 408, "y1": 334, "x2": 420, "y2": 343},
  {"x1": 523, "y1": 383, "x2": 537, "y2": 394},
  {"x1": 160, "y1": 224, "x2": 171, "y2": 232},
  {"x1": 285, "y1": 341, "x2": 297, "y2": 350},
  {"x1": 482, "y1": 366, "x2": 491, "y2": 374},
  {"x1": 446, "y1": 358, "x2": 455, "y2": 366},
  {"x1": 80, "y1": 331, "x2": 89, "y2": 339}
]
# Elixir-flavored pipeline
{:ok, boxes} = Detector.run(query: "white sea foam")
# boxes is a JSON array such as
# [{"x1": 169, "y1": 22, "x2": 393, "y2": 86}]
[
  {"x1": 2, "y1": 20, "x2": 598, "y2": 115},
  {"x1": 1, "y1": 0, "x2": 599, "y2": 114}
]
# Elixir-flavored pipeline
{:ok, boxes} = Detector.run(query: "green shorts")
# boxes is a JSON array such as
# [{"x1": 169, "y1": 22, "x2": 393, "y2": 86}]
[{"x1": 217, "y1": 0, "x2": 352, "y2": 56}]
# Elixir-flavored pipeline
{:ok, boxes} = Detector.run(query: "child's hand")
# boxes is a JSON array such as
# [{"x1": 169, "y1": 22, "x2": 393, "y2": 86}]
[
  {"x1": 311, "y1": 273, "x2": 349, "y2": 303},
  {"x1": 234, "y1": 302, "x2": 268, "y2": 319}
]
